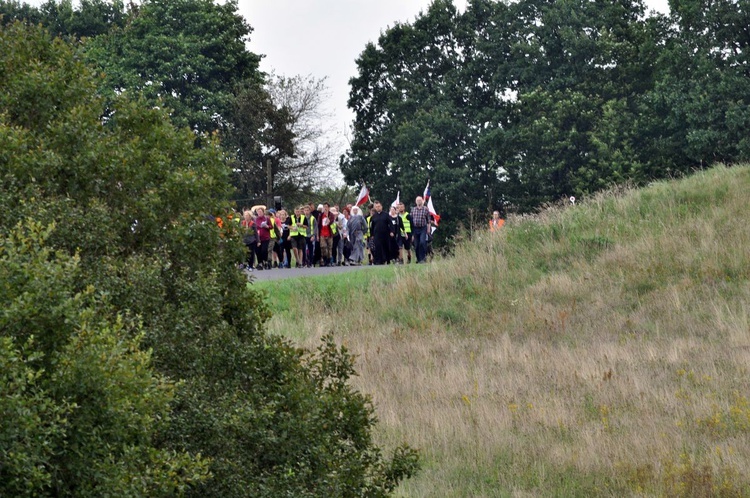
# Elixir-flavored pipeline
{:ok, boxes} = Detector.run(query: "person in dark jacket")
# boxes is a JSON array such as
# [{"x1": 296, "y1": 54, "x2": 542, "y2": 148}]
[
  {"x1": 368, "y1": 200, "x2": 391, "y2": 265},
  {"x1": 387, "y1": 205, "x2": 405, "y2": 263}
]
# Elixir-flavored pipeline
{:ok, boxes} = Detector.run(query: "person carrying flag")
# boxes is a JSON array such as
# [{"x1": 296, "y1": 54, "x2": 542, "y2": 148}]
[
  {"x1": 355, "y1": 183, "x2": 370, "y2": 207},
  {"x1": 410, "y1": 196, "x2": 431, "y2": 263}
]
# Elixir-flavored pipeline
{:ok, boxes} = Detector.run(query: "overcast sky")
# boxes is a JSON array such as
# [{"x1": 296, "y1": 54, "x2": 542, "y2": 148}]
[{"x1": 242, "y1": 0, "x2": 670, "y2": 148}]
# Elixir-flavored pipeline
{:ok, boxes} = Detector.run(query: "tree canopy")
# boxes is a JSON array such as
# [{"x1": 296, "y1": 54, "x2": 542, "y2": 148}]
[{"x1": 342, "y1": 0, "x2": 750, "y2": 238}]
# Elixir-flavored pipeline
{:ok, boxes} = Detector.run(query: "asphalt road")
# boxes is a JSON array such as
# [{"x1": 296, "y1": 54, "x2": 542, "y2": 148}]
[{"x1": 246, "y1": 264, "x2": 379, "y2": 282}]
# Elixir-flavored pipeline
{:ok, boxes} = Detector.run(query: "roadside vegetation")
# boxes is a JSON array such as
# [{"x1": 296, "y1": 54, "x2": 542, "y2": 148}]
[{"x1": 259, "y1": 165, "x2": 750, "y2": 497}]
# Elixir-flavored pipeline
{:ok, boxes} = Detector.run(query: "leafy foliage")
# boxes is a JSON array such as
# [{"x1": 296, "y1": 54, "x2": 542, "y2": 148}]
[
  {"x1": 85, "y1": 0, "x2": 260, "y2": 134},
  {"x1": 342, "y1": 0, "x2": 750, "y2": 237},
  {"x1": 1, "y1": 21, "x2": 419, "y2": 497}
]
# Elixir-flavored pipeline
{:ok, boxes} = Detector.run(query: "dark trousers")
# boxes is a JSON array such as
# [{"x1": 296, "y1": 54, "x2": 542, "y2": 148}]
[
  {"x1": 372, "y1": 234, "x2": 389, "y2": 265},
  {"x1": 244, "y1": 243, "x2": 256, "y2": 267},
  {"x1": 412, "y1": 226, "x2": 427, "y2": 263},
  {"x1": 305, "y1": 237, "x2": 315, "y2": 266},
  {"x1": 275, "y1": 238, "x2": 291, "y2": 266},
  {"x1": 255, "y1": 240, "x2": 269, "y2": 267}
]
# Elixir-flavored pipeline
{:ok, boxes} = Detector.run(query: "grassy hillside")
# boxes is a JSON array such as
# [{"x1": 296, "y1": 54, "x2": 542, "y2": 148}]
[{"x1": 257, "y1": 165, "x2": 750, "y2": 497}]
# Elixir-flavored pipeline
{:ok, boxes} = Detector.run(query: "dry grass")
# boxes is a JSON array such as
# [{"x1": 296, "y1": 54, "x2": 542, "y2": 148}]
[{"x1": 264, "y1": 165, "x2": 750, "y2": 497}]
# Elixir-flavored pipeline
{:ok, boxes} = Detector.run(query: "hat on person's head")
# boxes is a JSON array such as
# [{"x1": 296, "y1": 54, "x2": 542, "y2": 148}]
[
  {"x1": 330, "y1": 207, "x2": 339, "y2": 215},
  {"x1": 317, "y1": 204, "x2": 324, "y2": 211},
  {"x1": 268, "y1": 208, "x2": 276, "y2": 214}
]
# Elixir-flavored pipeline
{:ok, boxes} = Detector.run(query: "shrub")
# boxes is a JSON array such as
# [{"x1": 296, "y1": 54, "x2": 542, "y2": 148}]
[{"x1": 1, "y1": 21, "x2": 418, "y2": 497}]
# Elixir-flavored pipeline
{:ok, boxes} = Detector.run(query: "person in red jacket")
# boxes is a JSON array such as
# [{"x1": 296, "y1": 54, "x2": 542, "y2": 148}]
[
  {"x1": 254, "y1": 207, "x2": 272, "y2": 270},
  {"x1": 318, "y1": 203, "x2": 336, "y2": 266}
]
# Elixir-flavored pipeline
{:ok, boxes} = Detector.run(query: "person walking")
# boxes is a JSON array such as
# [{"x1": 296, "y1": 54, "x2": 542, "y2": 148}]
[
  {"x1": 240, "y1": 209, "x2": 257, "y2": 271},
  {"x1": 318, "y1": 203, "x2": 334, "y2": 266},
  {"x1": 368, "y1": 200, "x2": 391, "y2": 265},
  {"x1": 331, "y1": 206, "x2": 347, "y2": 265},
  {"x1": 410, "y1": 196, "x2": 431, "y2": 263},
  {"x1": 301, "y1": 205, "x2": 317, "y2": 268},
  {"x1": 347, "y1": 205, "x2": 367, "y2": 265},
  {"x1": 276, "y1": 209, "x2": 291, "y2": 268},
  {"x1": 388, "y1": 205, "x2": 404, "y2": 264},
  {"x1": 267, "y1": 209, "x2": 280, "y2": 268},
  {"x1": 288, "y1": 206, "x2": 304, "y2": 267},
  {"x1": 398, "y1": 202, "x2": 412, "y2": 264},
  {"x1": 253, "y1": 207, "x2": 272, "y2": 270}
]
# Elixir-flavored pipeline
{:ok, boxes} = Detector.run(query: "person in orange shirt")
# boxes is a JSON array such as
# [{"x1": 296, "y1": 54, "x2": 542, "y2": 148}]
[{"x1": 489, "y1": 210, "x2": 505, "y2": 232}]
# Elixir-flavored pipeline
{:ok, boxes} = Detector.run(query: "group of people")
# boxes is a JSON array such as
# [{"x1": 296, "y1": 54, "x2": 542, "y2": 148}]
[{"x1": 236, "y1": 197, "x2": 438, "y2": 271}]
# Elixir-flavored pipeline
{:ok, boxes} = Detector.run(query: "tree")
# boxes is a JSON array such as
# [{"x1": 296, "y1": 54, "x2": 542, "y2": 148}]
[
  {"x1": 342, "y1": 0, "x2": 485, "y2": 239},
  {"x1": 1, "y1": 21, "x2": 418, "y2": 497},
  {"x1": 86, "y1": 0, "x2": 261, "y2": 134},
  {"x1": 637, "y1": 0, "x2": 750, "y2": 174},
  {"x1": 225, "y1": 74, "x2": 343, "y2": 210},
  {"x1": 343, "y1": 0, "x2": 661, "y2": 227},
  {"x1": 0, "y1": 0, "x2": 127, "y2": 38},
  {"x1": 0, "y1": 22, "x2": 208, "y2": 495}
]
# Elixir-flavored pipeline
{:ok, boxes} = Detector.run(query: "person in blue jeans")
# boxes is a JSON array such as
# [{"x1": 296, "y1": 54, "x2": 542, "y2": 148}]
[{"x1": 410, "y1": 196, "x2": 431, "y2": 263}]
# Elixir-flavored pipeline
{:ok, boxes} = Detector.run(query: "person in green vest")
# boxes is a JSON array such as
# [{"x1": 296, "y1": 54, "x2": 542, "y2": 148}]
[
  {"x1": 288, "y1": 206, "x2": 305, "y2": 268},
  {"x1": 398, "y1": 201, "x2": 412, "y2": 264},
  {"x1": 302, "y1": 204, "x2": 317, "y2": 268},
  {"x1": 267, "y1": 209, "x2": 280, "y2": 268},
  {"x1": 365, "y1": 204, "x2": 374, "y2": 265}
]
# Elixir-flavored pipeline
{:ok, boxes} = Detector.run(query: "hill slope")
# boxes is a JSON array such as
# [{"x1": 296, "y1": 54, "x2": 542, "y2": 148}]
[{"x1": 266, "y1": 165, "x2": 750, "y2": 497}]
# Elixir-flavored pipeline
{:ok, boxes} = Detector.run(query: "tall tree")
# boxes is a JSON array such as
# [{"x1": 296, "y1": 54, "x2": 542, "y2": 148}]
[
  {"x1": 343, "y1": 0, "x2": 661, "y2": 225},
  {"x1": 639, "y1": 0, "x2": 750, "y2": 173},
  {"x1": 0, "y1": 0, "x2": 127, "y2": 38},
  {"x1": 87, "y1": 0, "x2": 261, "y2": 134},
  {"x1": 225, "y1": 74, "x2": 341, "y2": 210},
  {"x1": 343, "y1": 0, "x2": 485, "y2": 237}
]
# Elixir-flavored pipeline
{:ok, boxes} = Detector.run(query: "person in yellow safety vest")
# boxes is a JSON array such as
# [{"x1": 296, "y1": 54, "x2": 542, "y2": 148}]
[
  {"x1": 366, "y1": 205, "x2": 375, "y2": 265},
  {"x1": 301, "y1": 205, "x2": 317, "y2": 268},
  {"x1": 398, "y1": 202, "x2": 412, "y2": 264},
  {"x1": 288, "y1": 206, "x2": 305, "y2": 268},
  {"x1": 267, "y1": 209, "x2": 280, "y2": 268},
  {"x1": 489, "y1": 210, "x2": 505, "y2": 232}
]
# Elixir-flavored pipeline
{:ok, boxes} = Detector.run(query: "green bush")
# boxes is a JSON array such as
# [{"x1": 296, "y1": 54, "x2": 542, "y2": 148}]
[{"x1": 1, "y1": 21, "x2": 418, "y2": 497}]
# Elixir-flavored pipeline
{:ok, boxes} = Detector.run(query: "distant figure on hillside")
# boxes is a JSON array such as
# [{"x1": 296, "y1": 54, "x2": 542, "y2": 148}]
[{"x1": 489, "y1": 211, "x2": 505, "y2": 232}]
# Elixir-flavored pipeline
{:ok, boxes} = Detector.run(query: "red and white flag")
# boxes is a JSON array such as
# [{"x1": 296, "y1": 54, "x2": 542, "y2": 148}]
[
  {"x1": 355, "y1": 184, "x2": 370, "y2": 206},
  {"x1": 423, "y1": 181, "x2": 440, "y2": 226}
]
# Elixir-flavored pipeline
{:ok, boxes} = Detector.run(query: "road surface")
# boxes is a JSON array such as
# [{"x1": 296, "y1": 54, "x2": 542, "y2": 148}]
[{"x1": 245, "y1": 264, "x2": 380, "y2": 282}]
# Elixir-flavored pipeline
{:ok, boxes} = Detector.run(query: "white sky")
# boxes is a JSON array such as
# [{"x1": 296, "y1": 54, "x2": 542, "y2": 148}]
[{"x1": 241, "y1": 0, "x2": 671, "y2": 152}]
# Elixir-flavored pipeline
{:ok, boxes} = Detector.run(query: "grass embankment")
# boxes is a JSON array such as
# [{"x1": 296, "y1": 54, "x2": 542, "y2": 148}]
[{"x1": 256, "y1": 165, "x2": 750, "y2": 497}]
